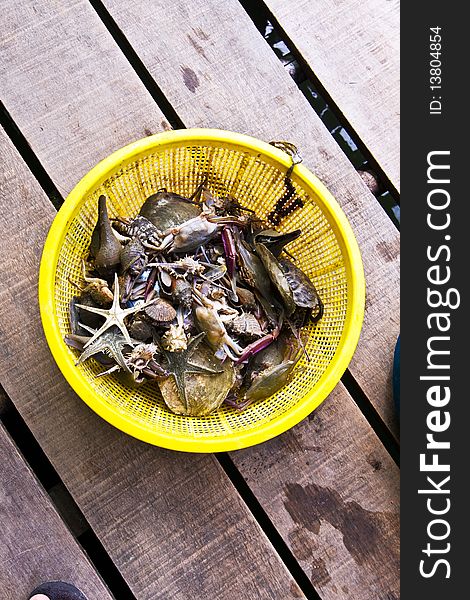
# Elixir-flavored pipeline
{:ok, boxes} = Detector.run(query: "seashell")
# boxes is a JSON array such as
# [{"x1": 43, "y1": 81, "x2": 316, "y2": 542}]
[
  {"x1": 144, "y1": 298, "x2": 176, "y2": 324},
  {"x1": 158, "y1": 342, "x2": 235, "y2": 416},
  {"x1": 172, "y1": 277, "x2": 192, "y2": 308},
  {"x1": 127, "y1": 343, "x2": 158, "y2": 370},
  {"x1": 158, "y1": 269, "x2": 173, "y2": 293},
  {"x1": 235, "y1": 287, "x2": 257, "y2": 310},
  {"x1": 90, "y1": 195, "x2": 122, "y2": 278},
  {"x1": 162, "y1": 324, "x2": 188, "y2": 352},
  {"x1": 228, "y1": 313, "x2": 263, "y2": 339},
  {"x1": 82, "y1": 279, "x2": 113, "y2": 306}
]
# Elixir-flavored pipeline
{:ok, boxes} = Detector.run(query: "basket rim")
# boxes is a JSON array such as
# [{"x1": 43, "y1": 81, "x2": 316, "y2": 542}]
[{"x1": 39, "y1": 128, "x2": 365, "y2": 453}]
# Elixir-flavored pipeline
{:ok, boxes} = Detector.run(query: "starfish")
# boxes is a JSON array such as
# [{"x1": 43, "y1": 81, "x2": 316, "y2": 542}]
[
  {"x1": 76, "y1": 273, "x2": 153, "y2": 348},
  {"x1": 160, "y1": 332, "x2": 223, "y2": 410},
  {"x1": 75, "y1": 323, "x2": 137, "y2": 373}
]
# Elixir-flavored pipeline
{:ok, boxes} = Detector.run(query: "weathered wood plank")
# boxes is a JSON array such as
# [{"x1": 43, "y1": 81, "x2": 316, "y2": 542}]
[
  {"x1": 94, "y1": 2, "x2": 401, "y2": 597},
  {"x1": 100, "y1": 0, "x2": 399, "y2": 430},
  {"x1": 0, "y1": 0, "x2": 171, "y2": 195},
  {"x1": 265, "y1": 0, "x2": 400, "y2": 192},
  {"x1": 1, "y1": 0, "x2": 399, "y2": 596},
  {"x1": 0, "y1": 16, "x2": 304, "y2": 598},
  {"x1": 0, "y1": 421, "x2": 113, "y2": 600},
  {"x1": 1, "y1": 0, "x2": 398, "y2": 433},
  {"x1": 232, "y1": 387, "x2": 400, "y2": 599}
]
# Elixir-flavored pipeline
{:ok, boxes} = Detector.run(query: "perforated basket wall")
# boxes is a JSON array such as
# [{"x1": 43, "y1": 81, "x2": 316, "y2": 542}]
[{"x1": 40, "y1": 130, "x2": 364, "y2": 452}]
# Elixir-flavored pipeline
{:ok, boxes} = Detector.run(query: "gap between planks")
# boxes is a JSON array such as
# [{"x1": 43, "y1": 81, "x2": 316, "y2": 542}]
[
  {"x1": 88, "y1": 0, "x2": 400, "y2": 439},
  {"x1": 0, "y1": 420, "x2": 115, "y2": 600},
  {"x1": 0, "y1": 121, "x2": 306, "y2": 599},
  {"x1": 1, "y1": 1, "x2": 400, "y2": 593},
  {"x1": 238, "y1": 0, "x2": 400, "y2": 206},
  {"x1": 255, "y1": 0, "x2": 400, "y2": 195},
  {"x1": 0, "y1": 393, "x2": 137, "y2": 599}
]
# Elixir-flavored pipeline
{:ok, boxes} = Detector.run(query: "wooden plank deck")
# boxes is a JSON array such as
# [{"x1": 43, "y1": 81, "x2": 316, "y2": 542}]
[
  {"x1": 0, "y1": 126, "x2": 304, "y2": 599},
  {"x1": 232, "y1": 387, "x2": 400, "y2": 599},
  {"x1": 0, "y1": 422, "x2": 113, "y2": 600},
  {"x1": 0, "y1": 0, "x2": 171, "y2": 194},
  {"x1": 263, "y1": 0, "x2": 400, "y2": 192},
  {"x1": 1, "y1": 0, "x2": 399, "y2": 598},
  {"x1": 1, "y1": 0, "x2": 399, "y2": 433},
  {"x1": 98, "y1": 0, "x2": 400, "y2": 437}
]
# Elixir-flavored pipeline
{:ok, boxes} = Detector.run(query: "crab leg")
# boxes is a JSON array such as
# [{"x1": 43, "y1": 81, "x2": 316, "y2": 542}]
[
  {"x1": 235, "y1": 323, "x2": 282, "y2": 365},
  {"x1": 144, "y1": 267, "x2": 158, "y2": 301},
  {"x1": 221, "y1": 226, "x2": 236, "y2": 277},
  {"x1": 189, "y1": 176, "x2": 208, "y2": 203},
  {"x1": 221, "y1": 226, "x2": 239, "y2": 301}
]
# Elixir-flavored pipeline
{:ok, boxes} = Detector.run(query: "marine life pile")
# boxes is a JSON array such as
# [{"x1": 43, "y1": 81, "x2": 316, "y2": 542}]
[{"x1": 65, "y1": 183, "x2": 323, "y2": 416}]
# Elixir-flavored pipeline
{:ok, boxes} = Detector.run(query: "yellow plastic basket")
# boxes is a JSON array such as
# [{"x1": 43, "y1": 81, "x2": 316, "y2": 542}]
[{"x1": 39, "y1": 129, "x2": 365, "y2": 452}]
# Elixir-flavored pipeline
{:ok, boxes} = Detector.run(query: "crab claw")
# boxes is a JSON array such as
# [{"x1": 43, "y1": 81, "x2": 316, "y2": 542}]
[
  {"x1": 194, "y1": 305, "x2": 243, "y2": 357},
  {"x1": 234, "y1": 326, "x2": 281, "y2": 365}
]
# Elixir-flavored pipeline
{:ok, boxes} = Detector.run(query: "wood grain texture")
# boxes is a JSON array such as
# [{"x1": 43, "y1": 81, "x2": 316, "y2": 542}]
[
  {"x1": 265, "y1": 0, "x2": 400, "y2": 191},
  {"x1": 94, "y1": 3, "x2": 400, "y2": 596},
  {"x1": 0, "y1": 0, "x2": 171, "y2": 195},
  {"x1": 101, "y1": 0, "x2": 399, "y2": 432},
  {"x1": 0, "y1": 422, "x2": 113, "y2": 600},
  {"x1": 0, "y1": 113, "x2": 303, "y2": 600},
  {"x1": 232, "y1": 387, "x2": 400, "y2": 600},
  {"x1": 1, "y1": 0, "x2": 399, "y2": 596},
  {"x1": 1, "y1": 0, "x2": 398, "y2": 432}
]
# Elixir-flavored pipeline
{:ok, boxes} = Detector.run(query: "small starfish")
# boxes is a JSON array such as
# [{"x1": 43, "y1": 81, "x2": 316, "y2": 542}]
[
  {"x1": 159, "y1": 332, "x2": 223, "y2": 410},
  {"x1": 76, "y1": 324, "x2": 137, "y2": 373},
  {"x1": 76, "y1": 273, "x2": 153, "y2": 348}
]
